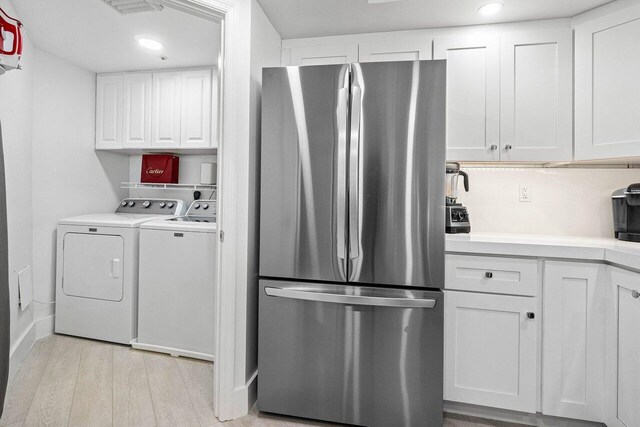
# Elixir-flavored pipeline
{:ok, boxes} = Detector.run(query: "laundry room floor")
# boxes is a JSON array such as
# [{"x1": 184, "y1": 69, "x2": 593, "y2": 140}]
[{"x1": 0, "y1": 335, "x2": 528, "y2": 427}]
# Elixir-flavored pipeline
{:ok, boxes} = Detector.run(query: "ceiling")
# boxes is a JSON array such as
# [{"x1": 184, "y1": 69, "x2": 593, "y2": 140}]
[
  {"x1": 12, "y1": 0, "x2": 220, "y2": 73},
  {"x1": 257, "y1": 0, "x2": 615, "y2": 39}
]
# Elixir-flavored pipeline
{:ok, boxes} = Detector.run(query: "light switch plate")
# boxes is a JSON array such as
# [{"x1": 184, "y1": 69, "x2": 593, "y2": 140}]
[{"x1": 519, "y1": 184, "x2": 531, "y2": 202}]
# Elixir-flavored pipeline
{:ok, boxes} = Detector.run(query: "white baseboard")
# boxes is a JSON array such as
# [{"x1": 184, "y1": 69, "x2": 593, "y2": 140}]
[
  {"x1": 35, "y1": 315, "x2": 55, "y2": 340},
  {"x1": 8, "y1": 321, "x2": 36, "y2": 383},
  {"x1": 444, "y1": 401, "x2": 605, "y2": 427},
  {"x1": 231, "y1": 369, "x2": 258, "y2": 419}
]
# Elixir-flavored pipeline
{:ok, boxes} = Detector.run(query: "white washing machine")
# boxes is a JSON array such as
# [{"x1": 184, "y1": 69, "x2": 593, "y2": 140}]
[
  {"x1": 133, "y1": 199, "x2": 217, "y2": 361},
  {"x1": 55, "y1": 198, "x2": 186, "y2": 344}
]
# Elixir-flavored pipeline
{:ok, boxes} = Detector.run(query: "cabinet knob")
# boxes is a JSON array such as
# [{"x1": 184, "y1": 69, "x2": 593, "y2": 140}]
[
  {"x1": 490, "y1": 144, "x2": 498, "y2": 151},
  {"x1": 527, "y1": 312, "x2": 535, "y2": 319},
  {"x1": 485, "y1": 272, "x2": 493, "y2": 279},
  {"x1": 504, "y1": 144, "x2": 513, "y2": 150},
  {"x1": 632, "y1": 290, "x2": 640, "y2": 299}
]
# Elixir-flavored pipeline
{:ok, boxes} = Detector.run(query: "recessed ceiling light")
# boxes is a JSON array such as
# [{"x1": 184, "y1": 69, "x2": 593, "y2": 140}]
[
  {"x1": 137, "y1": 38, "x2": 164, "y2": 50},
  {"x1": 477, "y1": 1, "x2": 504, "y2": 16}
]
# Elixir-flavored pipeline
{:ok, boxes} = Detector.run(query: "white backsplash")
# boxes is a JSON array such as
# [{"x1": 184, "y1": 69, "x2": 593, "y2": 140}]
[{"x1": 456, "y1": 167, "x2": 640, "y2": 238}]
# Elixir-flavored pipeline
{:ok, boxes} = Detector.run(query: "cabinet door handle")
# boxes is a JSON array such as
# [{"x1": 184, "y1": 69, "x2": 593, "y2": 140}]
[
  {"x1": 489, "y1": 144, "x2": 498, "y2": 151},
  {"x1": 504, "y1": 144, "x2": 513, "y2": 150},
  {"x1": 632, "y1": 290, "x2": 640, "y2": 299},
  {"x1": 485, "y1": 272, "x2": 493, "y2": 279},
  {"x1": 527, "y1": 312, "x2": 535, "y2": 319}
]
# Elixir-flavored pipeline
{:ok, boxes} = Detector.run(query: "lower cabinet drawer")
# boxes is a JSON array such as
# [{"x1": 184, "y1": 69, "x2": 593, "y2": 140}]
[
  {"x1": 444, "y1": 290, "x2": 538, "y2": 413},
  {"x1": 446, "y1": 254, "x2": 538, "y2": 296}
]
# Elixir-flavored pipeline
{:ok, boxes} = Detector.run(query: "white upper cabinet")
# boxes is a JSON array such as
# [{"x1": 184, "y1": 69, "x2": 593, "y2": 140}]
[
  {"x1": 122, "y1": 73, "x2": 152, "y2": 149},
  {"x1": 575, "y1": 4, "x2": 640, "y2": 160},
  {"x1": 358, "y1": 38, "x2": 431, "y2": 62},
  {"x1": 180, "y1": 69, "x2": 213, "y2": 149},
  {"x1": 288, "y1": 44, "x2": 358, "y2": 66},
  {"x1": 96, "y1": 68, "x2": 215, "y2": 152},
  {"x1": 606, "y1": 267, "x2": 640, "y2": 427},
  {"x1": 444, "y1": 290, "x2": 537, "y2": 413},
  {"x1": 95, "y1": 74, "x2": 123, "y2": 150},
  {"x1": 151, "y1": 71, "x2": 182, "y2": 148},
  {"x1": 500, "y1": 30, "x2": 573, "y2": 162},
  {"x1": 542, "y1": 261, "x2": 605, "y2": 422},
  {"x1": 434, "y1": 35, "x2": 500, "y2": 161}
]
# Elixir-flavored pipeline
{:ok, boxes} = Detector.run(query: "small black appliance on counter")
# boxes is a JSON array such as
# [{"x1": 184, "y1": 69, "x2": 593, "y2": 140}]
[
  {"x1": 612, "y1": 183, "x2": 640, "y2": 242},
  {"x1": 446, "y1": 162, "x2": 470, "y2": 234}
]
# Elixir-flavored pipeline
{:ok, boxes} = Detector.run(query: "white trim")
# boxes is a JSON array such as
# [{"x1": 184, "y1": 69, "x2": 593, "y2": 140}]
[
  {"x1": 232, "y1": 369, "x2": 258, "y2": 415},
  {"x1": 35, "y1": 315, "x2": 55, "y2": 340},
  {"x1": 130, "y1": 338, "x2": 214, "y2": 362},
  {"x1": 159, "y1": 0, "x2": 245, "y2": 422},
  {"x1": 8, "y1": 322, "x2": 36, "y2": 383}
]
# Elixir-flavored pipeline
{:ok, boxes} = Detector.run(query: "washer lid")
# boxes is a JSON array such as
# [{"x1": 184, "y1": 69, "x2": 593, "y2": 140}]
[
  {"x1": 140, "y1": 217, "x2": 217, "y2": 233},
  {"x1": 58, "y1": 213, "x2": 175, "y2": 228}
]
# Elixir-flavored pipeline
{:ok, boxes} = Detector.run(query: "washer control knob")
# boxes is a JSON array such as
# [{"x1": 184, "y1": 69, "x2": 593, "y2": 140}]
[
  {"x1": 159, "y1": 202, "x2": 166, "y2": 208},
  {"x1": 143, "y1": 201, "x2": 151, "y2": 208},
  {"x1": 167, "y1": 202, "x2": 174, "y2": 209},
  {"x1": 194, "y1": 203, "x2": 201, "y2": 209},
  {"x1": 128, "y1": 201, "x2": 135, "y2": 207},
  {"x1": 203, "y1": 203, "x2": 209, "y2": 210},
  {"x1": 121, "y1": 201, "x2": 127, "y2": 207}
]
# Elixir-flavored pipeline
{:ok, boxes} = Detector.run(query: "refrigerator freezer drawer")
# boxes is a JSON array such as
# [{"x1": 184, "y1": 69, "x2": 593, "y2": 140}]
[{"x1": 258, "y1": 280, "x2": 444, "y2": 427}]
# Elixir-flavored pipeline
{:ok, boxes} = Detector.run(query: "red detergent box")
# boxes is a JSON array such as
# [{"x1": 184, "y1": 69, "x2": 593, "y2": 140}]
[{"x1": 141, "y1": 154, "x2": 179, "y2": 184}]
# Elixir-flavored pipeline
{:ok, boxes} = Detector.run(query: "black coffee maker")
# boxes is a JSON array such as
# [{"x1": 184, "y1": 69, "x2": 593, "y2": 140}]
[{"x1": 612, "y1": 183, "x2": 640, "y2": 242}]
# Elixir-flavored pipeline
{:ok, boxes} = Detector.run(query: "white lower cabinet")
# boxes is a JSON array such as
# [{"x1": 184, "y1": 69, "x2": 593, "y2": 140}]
[
  {"x1": 606, "y1": 267, "x2": 640, "y2": 427},
  {"x1": 542, "y1": 261, "x2": 605, "y2": 422},
  {"x1": 444, "y1": 290, "x2": 538, "y2": 413}
]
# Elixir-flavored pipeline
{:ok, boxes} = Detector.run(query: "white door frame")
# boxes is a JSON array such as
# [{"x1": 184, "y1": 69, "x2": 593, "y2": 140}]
[{"x1": 160, "y1": 0, "x2": 248, "y2": 421}]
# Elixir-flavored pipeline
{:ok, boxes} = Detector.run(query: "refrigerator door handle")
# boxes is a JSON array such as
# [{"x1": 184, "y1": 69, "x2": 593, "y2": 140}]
[
  {"x1": 264, "y1": 286, "x2": 437, "y2": 309},
  {"x1": 348, "y1": 83, "x2": 362, "y2": 261},
  {"x1": 336, "y1": 78, "x2": 349, "y2": 279}
]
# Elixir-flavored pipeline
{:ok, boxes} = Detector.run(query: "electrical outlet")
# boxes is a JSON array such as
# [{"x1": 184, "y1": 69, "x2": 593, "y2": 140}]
[{"x1": 519, "y1": 184, "x2": 531, "y2": 202}]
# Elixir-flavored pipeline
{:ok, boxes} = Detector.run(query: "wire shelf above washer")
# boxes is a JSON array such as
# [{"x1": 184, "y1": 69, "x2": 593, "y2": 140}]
[{"x1": 121, "y1": 182, "x2": 217, "y2": 191}]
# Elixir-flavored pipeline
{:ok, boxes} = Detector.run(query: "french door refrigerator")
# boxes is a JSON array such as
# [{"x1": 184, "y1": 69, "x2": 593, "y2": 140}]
[{"x1": 258, "y1": 60, "x2": 446, "y2": 427}]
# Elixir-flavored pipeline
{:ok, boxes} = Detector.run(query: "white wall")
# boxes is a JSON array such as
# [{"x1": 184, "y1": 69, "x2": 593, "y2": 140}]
[
  {"x1": 31, "y1": 49, "x2": 129, "y2": 323},
  {"x1": 457, "y1": 167, "x2": 640, "y2": 238},
  {"x1": 0, "y1": 0, "x2": 35, "y2": 360}
]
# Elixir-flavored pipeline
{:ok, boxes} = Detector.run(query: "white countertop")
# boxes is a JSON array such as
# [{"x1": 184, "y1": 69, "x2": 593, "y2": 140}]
[{"x1": 446, "y1": 232, "x2": 640, "y2": 271}]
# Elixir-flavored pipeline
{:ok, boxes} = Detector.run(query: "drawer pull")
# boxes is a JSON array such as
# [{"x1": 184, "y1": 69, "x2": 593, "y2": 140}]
[
  {"x1": 632, "y1": 290, "x2": 640, "y2": 299},
  {"x1": 485, "y1": 272, "x2": 493, "y2": 279},
  {"x1": 527, "y1": 312, "x2": 535, "y2": 319}
]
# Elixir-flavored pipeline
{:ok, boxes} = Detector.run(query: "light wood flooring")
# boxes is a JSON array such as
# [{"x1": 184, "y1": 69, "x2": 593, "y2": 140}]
[{"x1": 0, "y1": 335, "x2": 528, "y2": 427}]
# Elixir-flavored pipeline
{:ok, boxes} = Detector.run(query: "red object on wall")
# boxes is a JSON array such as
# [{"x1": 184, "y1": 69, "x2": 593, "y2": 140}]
[{"x1": 141, "y1": 154, "x2": 179, "y2": 184}]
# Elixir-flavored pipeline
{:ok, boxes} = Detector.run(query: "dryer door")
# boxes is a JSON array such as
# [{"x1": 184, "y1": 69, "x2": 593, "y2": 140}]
[{"x1": 62, "y1": 233, "x2": 124, "y2": 301}]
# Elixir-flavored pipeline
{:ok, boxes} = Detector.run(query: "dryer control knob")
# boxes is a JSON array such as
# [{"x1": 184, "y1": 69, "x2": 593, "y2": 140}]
[
  {"x1": 121, "y1": 201, "x2": 127, "y2": 207},
  {"x1": 167, "y1": 202, "x2": 174, "y2": 208},
  {"x1": 159, "y1": 202, "x2": 166, "y2": 208},
  {"x1": 203, "y1": 204, "x2": 209, "y2": 210},
  {"x1": 128, "y1": 201, "x2": 135, "y2": 207},
  {"x1": 194, "y1": 203, "x2": 201, "y2": 209},
  {"x1": 143, "y1": 201, "x2": 151, "y2": 208}
]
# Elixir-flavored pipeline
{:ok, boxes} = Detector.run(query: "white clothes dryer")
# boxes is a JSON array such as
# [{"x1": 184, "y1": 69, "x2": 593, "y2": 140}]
[
  {"x1": 55, "y1": 198, "x2": 186, "y2": 344},
  {"x1": 134, "y1": 200, "x2": 217, "y2": 361}
]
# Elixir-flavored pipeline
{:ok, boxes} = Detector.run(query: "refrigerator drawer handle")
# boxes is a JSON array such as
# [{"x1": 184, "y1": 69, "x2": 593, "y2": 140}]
[{"x1": 264, "y1": 287, "x2": 437, "y2": 309}]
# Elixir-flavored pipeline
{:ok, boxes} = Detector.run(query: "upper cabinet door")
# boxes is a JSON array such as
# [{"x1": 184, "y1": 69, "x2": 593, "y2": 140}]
[
  {"x1": 358, "y1": 38, "x2": 432, "y2": 62},
  {"x1": 575, "y1": 4, "x2": 640, "y2": 160},
  {"x1": 434, "y1": 35, "x2": 500, "y2": 161},
  {"x1": 288, "y1": 44, "x2": 358, "y2": 66},
  {"x1": 180, "y1": 69, "x2": 213, "y2": 149},
  {"x1": 151, "y1": 71, "x2": 182, "y2": 148},
  {"x1": 95, "y1": 74, "x2": 123, "y2": 149},
  {"x1": 500, "y1": 30, "x2": 573, "y2": 162},
  {"x1": 122, "y1": 73, "x2": 152, "y2": 149}
]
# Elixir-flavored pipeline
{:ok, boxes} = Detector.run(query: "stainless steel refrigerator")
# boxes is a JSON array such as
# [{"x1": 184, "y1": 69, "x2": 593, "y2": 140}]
[{"x1": 258, "y1": 60, "x2": 446, "y2": 427}]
